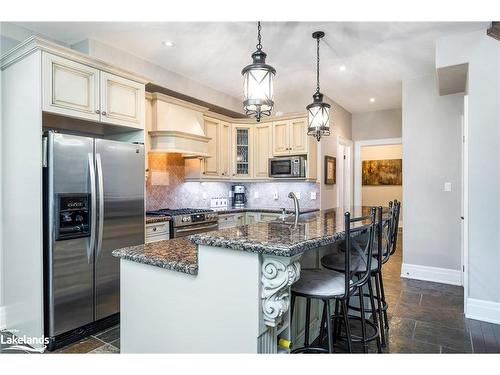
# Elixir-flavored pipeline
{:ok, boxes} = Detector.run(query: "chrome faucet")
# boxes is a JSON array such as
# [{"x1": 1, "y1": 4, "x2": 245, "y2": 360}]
[{"x1": 288, "y1": 192, "x2": 300, "y2": 227}]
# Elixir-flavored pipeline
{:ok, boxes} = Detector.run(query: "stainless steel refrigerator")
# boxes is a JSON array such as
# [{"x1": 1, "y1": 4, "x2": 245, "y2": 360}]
[{"x1": 43, "y1": 131, "x2": 144, "y2": 350}]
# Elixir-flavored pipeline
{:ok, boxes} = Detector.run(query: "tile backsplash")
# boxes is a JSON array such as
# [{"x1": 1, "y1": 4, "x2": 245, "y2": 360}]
[{"x1": 146, "y1": 153, "x2": 320, "y2": 211}]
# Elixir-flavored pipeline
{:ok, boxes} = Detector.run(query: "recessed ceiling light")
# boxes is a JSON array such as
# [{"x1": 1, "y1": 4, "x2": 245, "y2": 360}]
[
  {"x1": 370, "y1": 98, "x2": 376, "y2": 103},
  {"x1": 339, "y1": 65, "x2": 346, "y2": 71},
  {"x1": 162, "y1": 41, "x2": 175, "y2": 47}
]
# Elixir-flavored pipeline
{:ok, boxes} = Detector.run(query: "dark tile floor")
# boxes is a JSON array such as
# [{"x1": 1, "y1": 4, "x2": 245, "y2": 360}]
[
  {"x1": 2, "y1": 230, "x2": 499, "y2": 354},
  {"x1": 51, "y1": 325, "x2": 121, "y2": 354},
  {"x1": 323, "y1": 229, "x2": 500, "y2": 353}
]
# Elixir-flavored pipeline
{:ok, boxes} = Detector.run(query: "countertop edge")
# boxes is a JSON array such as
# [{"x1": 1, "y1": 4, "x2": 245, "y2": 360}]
[{"x1": 112, "y1": 248, "x2": 198, "y2": 275}]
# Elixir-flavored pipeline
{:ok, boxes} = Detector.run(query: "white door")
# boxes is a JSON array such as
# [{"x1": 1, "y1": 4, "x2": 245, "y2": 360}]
[
  {"x1": 337, "y1": 137, "x2": 353, "y2": 209},
  {"x1": 42, "y1": 52, "x2": 100, "y2": 121},
  {"x1": 100, "y1": 72, "x2": 145, "y2": 129}
]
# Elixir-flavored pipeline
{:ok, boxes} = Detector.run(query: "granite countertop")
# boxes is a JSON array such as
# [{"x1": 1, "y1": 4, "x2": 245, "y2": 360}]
[
  {"x1": 112, "y1": 238, "x2": 198, "y2": 275},
  {"x1": 190, "y1": 206, "x2": 388, "y2": 258},
  {"x1": 145, "y1": 216, "x2": 171, "y2": 224},
  {"x1": 214, "y1": 207, "x2": 319, "y2": 215}
]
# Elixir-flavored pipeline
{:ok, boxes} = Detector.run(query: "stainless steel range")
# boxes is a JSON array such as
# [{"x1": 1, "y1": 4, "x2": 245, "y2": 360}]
[{"x1": 146, "y1": 208, "x2": 219, "y2": 238}]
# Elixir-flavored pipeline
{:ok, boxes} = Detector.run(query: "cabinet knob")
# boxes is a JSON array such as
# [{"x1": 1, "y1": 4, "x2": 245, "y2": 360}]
[
  {"x1": 102, "y1": 111, "x2": 107, "y2": 116},
  {"x1": 153, "y1": 227, "x2": 157, "y2": 232},
  {"x1": 95, "y1": 109, "x2": 100, "y2": 114}
]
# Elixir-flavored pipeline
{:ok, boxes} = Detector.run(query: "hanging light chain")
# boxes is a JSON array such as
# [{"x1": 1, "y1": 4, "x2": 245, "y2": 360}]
[
  {"x1": 316, "y1": 35, "x2": 321, "y2": 93},
  {"x1": 256, "y1": 21, "x2": 263, "y2": 50}
]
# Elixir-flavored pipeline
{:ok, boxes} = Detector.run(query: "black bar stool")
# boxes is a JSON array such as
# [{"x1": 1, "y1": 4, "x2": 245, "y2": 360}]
[
  {"x1": 290, "y1": 208, "x2": 377, "y2": 353},
  {"x1": 376, "y1": 200, "x2": 401, "y2": 334},
  {"x1": 321, "y1": 207, "x2": 384, "y2": 353}
]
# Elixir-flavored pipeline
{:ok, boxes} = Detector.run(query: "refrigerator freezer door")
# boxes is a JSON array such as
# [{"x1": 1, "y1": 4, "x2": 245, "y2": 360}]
[
  {"x1": 48, "y1": 133, "x2": 95, "y2": 336},
  {"x1": 94, "y1": 139, "x2": 144, "y2": 320}
]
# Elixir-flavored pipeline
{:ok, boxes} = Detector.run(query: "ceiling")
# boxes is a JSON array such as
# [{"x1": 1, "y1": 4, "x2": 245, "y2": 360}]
[{"x1": 14, "y1": 22, "x2": 488, "y2": 113}]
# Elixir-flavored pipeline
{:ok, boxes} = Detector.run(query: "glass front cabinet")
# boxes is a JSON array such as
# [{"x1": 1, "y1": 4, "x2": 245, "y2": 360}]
[{"x1": 232, "y1": 125, "x2": 253, "y2": 178}]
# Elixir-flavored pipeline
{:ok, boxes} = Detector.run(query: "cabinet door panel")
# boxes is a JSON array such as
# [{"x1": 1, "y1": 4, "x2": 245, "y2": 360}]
[
  {"x1": 42, "y1": 52, "x2": 100, "y2": 121},
  {"x1": 272, "y1": 121, "x2": 290, "y2": 156},
  {"x1": 254, "y1": 124, "x2": 273, "y2": 178},
  {"x1": 203, "y1": 119, "x2": 219, "y2": 176},
  {"x1": 233, "y1": 125, "x2": 252, "y2": 178},
  {"x1": 219, "y1": 121, "x2": 232, "y2": 178},
  {"x1": 100, "y1": 72, "x2": 145, "y2": 129},
  {"x1": 290, "y1": 118, "x2": 308, "y2": 154}
]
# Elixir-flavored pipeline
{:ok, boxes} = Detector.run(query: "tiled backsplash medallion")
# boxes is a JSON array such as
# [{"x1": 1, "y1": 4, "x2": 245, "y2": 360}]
[{"x1": 146, "y1": 153, "x2": 320, "y2": 211}]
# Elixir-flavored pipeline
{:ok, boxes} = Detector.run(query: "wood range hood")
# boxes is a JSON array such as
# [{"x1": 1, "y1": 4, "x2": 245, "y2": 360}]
[{"x1": 147, "y1": 92, "x2": 212, "y2": 158}]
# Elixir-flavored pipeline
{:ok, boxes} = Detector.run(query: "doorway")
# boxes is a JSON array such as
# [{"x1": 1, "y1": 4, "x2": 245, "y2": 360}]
[
  {"x1": 354, "y1": 137, "x2": 403, "y2": 226},
  {"x1": 336, "y1": 136, "x2": 353, "y2": 208}
]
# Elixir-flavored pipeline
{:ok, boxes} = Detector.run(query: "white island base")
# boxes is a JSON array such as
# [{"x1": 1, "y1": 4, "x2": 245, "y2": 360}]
[{"x1": 119, "y1": 244, "x2": 325, "y2": 353}]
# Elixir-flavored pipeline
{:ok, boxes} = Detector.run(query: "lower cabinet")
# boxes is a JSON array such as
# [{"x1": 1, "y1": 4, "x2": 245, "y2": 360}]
[
  {"x1": 218, "y1": 211, "x2": 282, "y2": 229},
  {"x1": 145, "y1": 222, "x2": 170, "y2": 243},
  {"x1": 245, "y1": 212, "x2": 259, "y2": 225},
  {"x1": 259, "y1": 213, "x2": 280, "y2": 222},
  {"x1": 219, "y1": 214, "x2": 236, "y2": 229}
]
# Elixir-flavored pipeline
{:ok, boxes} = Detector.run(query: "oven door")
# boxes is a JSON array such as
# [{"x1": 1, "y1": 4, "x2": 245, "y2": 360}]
[
  {"x1": 173, "y1": 222, "x2": 219, "y2": 238},
  {"x1": 269, "y1": 158, "x2": 294, "y2": 178}
]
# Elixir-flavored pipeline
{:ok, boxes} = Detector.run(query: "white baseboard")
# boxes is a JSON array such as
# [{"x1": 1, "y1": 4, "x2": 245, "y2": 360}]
[
  {"x1": 401, "y1": 263, "x2": 462, "y2": 286},
  {"x1": 466, "y1": 298, "x2": 500, "y2": 324},
  {"x1": 0, "y1": 306, "x2": 6, "y2": 330}
]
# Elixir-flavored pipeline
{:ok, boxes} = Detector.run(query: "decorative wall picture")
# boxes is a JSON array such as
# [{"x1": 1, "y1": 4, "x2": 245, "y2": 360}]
[
  {"x1": 362, "y1": 159, "x2": 402, "y2": 185},
  {"x1": 324, "y1": 156, "x2": 336, "y2": 185}
]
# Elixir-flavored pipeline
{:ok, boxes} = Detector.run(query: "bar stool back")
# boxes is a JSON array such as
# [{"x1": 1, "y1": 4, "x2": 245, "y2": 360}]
[{"x1": 290, "y1": 208, "x2": 377, "y2": 353}]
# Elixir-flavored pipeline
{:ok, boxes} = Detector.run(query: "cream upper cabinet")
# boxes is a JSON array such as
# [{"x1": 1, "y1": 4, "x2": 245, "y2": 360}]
[
  {"x1": 203, "y1": 118, "x2": 219, "y2": 177},
  {"x1": 289, "y1": 118, "x2": 308, "y2": 154},
  {"x1": 42, "y1": 52, "x2": 100, "y2": 121},
  {"x1": 254, "y1": 123, "x2": 273, "y2": 178},
  {"x1": 272, "y1": 118, "x2": 308, "y2": 156},
  {"x1": 100, "y1": 72, "x2": 145, "y2": 129},
  {"x1": 42, "y1": 52, "x2": 145, "y2": 129},
  {"x1": 232, "y1": 124, "x2": 253, "y2": 178},
  {"x1": 219, "y1": 121, "x2": 232, "y2": 178},
  {"x1": 272, "y1": 121, "x2": 290, "y2": 155}
]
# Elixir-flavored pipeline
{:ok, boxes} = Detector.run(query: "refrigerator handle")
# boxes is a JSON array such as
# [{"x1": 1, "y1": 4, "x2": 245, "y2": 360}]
[
  {"x1": 96, "y1": 153, "x2": 104, "y2": 260},
  {"x1": 88, "y1": 154, "x2": 97, "y2": 264}
]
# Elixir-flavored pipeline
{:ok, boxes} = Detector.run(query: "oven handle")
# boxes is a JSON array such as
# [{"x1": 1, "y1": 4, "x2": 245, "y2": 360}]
[{"x1": 175, "y1": 223, "x2": 219, "y2": 234}]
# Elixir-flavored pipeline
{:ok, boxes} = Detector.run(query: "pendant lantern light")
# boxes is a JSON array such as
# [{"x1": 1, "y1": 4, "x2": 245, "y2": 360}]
[
  {"x1": 242, "y1": 22, "x2": 276, "y2": 122},
  {"x1": 307, "y1": 31, "x2": 331, "y2": 142}
]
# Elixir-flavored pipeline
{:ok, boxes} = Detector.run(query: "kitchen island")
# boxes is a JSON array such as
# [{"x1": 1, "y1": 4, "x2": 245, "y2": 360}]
[{"x1": 113, "y1": 207, "x2": 383, "y2": 353}]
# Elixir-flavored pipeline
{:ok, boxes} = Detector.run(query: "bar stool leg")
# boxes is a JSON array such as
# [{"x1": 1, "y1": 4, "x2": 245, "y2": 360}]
[
  {"x1": 291, "y1": 294, "x2": 296, "y2": 318},
  {"x1": 358, "y1": 286, "x2": 368, "y2": 353},
  {"x1": 374, "y1": 273, "x2": 386, "y2": 346},
  {"x1": 319, "y1": 300, "x2": 327, "y2": 344},
  {"x1": 304, "y1": 298, "x2": 311, "y2": 347},
  {"x1": 368, "y1": 277, "x2": 383, "y2": 353},
  {"x1": 341, "y1": 299, "x2": 353, "y2": 353},
  {"x1": 333, "y1": 299, "x2": 340, "y2": 344},
  {"x1": 325, "y1": 299, "x2": 334, "y2": 353},
  {"x1": 378, "y1": 273, "x2": 389, "y2": 329}
]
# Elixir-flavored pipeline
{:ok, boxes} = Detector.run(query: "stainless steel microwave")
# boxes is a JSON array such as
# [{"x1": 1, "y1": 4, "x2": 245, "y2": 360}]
[{"x1": 269, "y1": 156, "x2": 307, "y2": 178}]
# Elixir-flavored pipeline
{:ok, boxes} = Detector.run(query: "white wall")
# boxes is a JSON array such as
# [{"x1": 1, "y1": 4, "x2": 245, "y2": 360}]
[
  {"x1": 319, "y1": 97, "x2": 353, "y2": 210},
  {"x1": 402, "y1": 73, "x2": 463, "y2": 275},
  {"x1": 361, "y1": 144, "x2": 403, "y2": 211},
  {"x1": 352, "y1": 108, "x2": 402, "y2": 141},
  {"x1": 436, "y1": 29, "x2": 500, "y2": 316}
]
